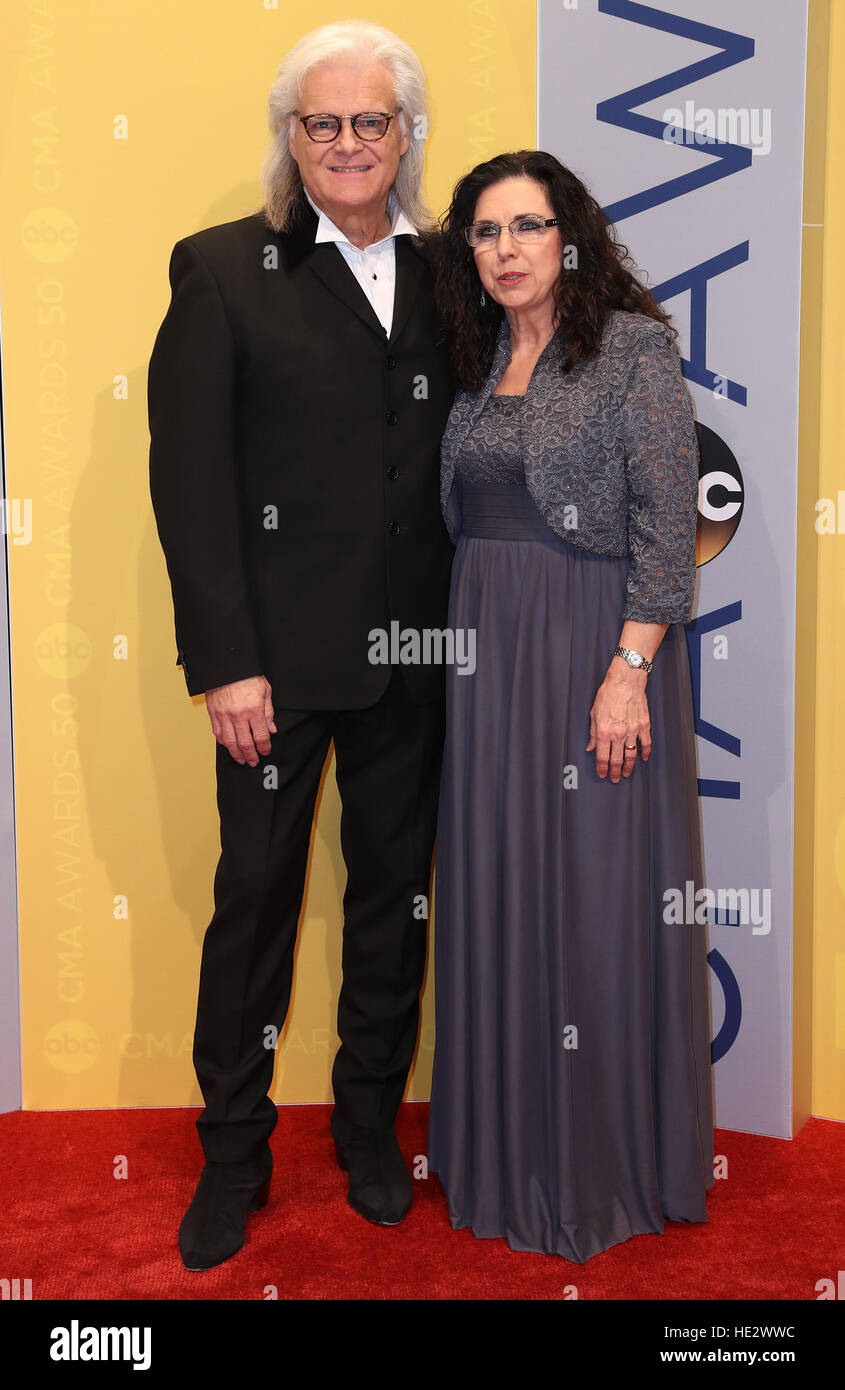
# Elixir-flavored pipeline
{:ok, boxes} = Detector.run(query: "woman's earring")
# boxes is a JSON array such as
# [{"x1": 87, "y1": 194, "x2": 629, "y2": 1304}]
[{"x1": 480, "y1": 288, "x2": 486, "y2": 307}]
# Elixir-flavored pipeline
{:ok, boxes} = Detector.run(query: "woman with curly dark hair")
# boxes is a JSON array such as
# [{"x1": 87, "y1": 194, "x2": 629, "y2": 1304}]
[{"x1": 427, "y1": 150, "x2": 715, "y2": 1261}]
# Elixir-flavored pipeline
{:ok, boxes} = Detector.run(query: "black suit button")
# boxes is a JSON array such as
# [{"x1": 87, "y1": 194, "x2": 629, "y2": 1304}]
[
  {"x1": 385, "y1": 355, "x2": 396, "y2": 370},
  {"x1": 388, "y1": 520, "x2": 400, "y2": 535},
  {"x1": 387, "y1": 465, "x2": 399, "y2": 480},
  {"x1": 386, "y1": 410, "x2": 398, "y2": 426}
]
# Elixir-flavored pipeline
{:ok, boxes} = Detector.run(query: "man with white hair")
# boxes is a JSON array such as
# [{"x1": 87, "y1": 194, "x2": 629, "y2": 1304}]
[{"x1": 148, "y1": 20, "x2": 454, "y2": 1270}]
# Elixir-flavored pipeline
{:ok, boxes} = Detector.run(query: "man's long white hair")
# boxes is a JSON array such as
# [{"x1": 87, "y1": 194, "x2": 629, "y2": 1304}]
[{"x1": 261, "y1": 19, "x2": 435, "y2": 233}]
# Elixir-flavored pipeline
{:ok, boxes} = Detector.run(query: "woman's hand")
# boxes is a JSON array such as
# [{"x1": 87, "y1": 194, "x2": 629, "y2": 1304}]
[{"x1": 586, "y1": 661, "x2": 652, "y2": 782}]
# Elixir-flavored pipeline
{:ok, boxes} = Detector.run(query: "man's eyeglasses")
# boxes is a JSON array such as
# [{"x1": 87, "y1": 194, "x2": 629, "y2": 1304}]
[
  {"x1": 465, "y1": 216, "x2": 560, "y2": 249},
  {"x1": 298, "y1": 112, "x2": 396, "y2": 143}
]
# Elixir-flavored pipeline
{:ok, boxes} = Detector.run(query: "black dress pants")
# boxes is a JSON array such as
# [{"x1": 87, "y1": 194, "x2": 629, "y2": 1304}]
[{"x1": 192, "y1": 669, "x2": 445, "y2": 1163}]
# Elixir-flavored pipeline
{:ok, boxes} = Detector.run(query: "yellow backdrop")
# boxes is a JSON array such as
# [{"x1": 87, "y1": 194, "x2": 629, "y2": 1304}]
[
  {"x1": 808, "y1": 0, "x2": 845, "y2": 1120},
  {"x1": 0, "y1": 1, "x2": 536, "y2": 1109},
  {"x1": 2, "y1": 0, "x2": 842, "y2": 1124}
]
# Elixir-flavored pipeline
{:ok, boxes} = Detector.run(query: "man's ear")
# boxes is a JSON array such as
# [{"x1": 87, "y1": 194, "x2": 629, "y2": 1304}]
[
  {"x1": 397, "y1": 110, "x2": 411, "y2": 159},
  {"x1": 286, "y1": 114, "x2": 298, "y2": 162}
]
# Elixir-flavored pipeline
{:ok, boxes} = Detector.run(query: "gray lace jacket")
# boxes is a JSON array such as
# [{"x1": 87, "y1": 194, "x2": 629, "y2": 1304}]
[{"x1": 440, "y1": 308, "x2": 700, "y2": 624}]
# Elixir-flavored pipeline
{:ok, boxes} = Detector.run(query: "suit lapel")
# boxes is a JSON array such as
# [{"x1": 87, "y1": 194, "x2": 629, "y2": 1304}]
[
  {"x1": 278, "y1": 188, "x2": 428, "y2": 345},
  {"x1": 387, "y1": 237, "x2": 426, "y2": 348},
  {"x1": 305, "y1": 244, "x2": 387, "y2": 339}
]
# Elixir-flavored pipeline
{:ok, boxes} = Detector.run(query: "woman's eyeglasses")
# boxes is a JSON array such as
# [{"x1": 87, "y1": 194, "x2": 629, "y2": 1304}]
[{"x1": 465, "y1": 216, "x2": 560, "y2": 249}]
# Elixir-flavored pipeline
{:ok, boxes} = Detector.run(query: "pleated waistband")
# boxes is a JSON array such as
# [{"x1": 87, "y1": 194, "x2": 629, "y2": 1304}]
[{"x1": 458, "y1": 482, "x2": 563, "y2": 540}]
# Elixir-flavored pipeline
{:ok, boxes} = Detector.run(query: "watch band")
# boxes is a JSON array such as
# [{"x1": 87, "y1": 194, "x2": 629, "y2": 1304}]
[{"x1": 614, "y1": 645, "x2": 653, "y2": 674}]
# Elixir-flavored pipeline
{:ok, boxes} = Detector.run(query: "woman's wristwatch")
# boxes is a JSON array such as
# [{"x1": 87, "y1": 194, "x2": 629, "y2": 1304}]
[{"x1": 613, "y1": 645, "x2": 653, "y2": 674}]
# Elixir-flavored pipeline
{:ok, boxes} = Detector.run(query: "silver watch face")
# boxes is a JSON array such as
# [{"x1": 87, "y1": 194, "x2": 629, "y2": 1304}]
[{"x1": 628, "y1": 651, "x2": 643, "y2": 667}]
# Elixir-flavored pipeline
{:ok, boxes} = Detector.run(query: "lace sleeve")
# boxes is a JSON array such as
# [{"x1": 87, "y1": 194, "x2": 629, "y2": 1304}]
[{"x1": 619, "y1": 320, "x2": 700, "y2": 624}]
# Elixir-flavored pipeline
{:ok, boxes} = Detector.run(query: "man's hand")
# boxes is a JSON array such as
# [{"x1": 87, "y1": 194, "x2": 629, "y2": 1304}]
[{"x1": 205, "y1": 675, "x2": 276, "y2": 766}]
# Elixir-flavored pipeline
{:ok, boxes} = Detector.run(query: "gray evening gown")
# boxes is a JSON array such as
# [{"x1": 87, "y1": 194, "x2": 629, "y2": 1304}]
[{"x1": 427, "y1": 389, "x2": 715, "y2": 1262}]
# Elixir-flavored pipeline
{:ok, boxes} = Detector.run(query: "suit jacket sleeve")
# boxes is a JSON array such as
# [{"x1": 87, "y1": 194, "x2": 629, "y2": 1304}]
[
  {"x1": 148, "y1": 236, "x2": 264, "y2": 696},
  {"x1": 619, "y1": 320, "x2": 700, "y2": 625}
]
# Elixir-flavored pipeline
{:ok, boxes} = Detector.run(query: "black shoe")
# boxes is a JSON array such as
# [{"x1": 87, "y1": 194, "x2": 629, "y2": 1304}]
[
  {"x1": 331, "y1": 1115, "x2": 413, "y2": 1226},
  {"x1": 178, "y1": 1146, "x2": 272, "y2": 1271}
]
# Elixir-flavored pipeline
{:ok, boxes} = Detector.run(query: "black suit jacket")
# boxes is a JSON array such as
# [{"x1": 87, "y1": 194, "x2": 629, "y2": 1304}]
[{"x1": 147, "y1": 190, "x2": 455, "y2": 706}]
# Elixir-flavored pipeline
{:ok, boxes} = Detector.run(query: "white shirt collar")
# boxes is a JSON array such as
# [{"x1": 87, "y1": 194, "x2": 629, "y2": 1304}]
[{"x1": 303, "y1": 186, "x2": 417, "y2": 250}]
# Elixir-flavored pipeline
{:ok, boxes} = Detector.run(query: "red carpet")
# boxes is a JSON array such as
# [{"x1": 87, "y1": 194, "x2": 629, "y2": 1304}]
[{"x1": 0, "y1": 1104, "x2": 841, "y2": 1300}]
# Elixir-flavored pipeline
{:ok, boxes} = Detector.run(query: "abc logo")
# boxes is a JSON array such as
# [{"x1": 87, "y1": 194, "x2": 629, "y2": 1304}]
[
  {"x1": 44, "y1": 1020, "x2": 100, "y2": 1074},
  {"x1": 696, "y1": 422, "x2": 744, "y2": 567},
  {"x1": 21, "y1": 207, "x2": 79, "y2": 264},
  {"x1": 35, "y1": 624, "x2": 91, "y2": 678}
]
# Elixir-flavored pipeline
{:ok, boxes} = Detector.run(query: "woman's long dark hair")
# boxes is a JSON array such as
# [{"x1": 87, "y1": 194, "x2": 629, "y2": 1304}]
[{"x1": 435, "y1": 150, "x2": 674, "y2": 392}]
